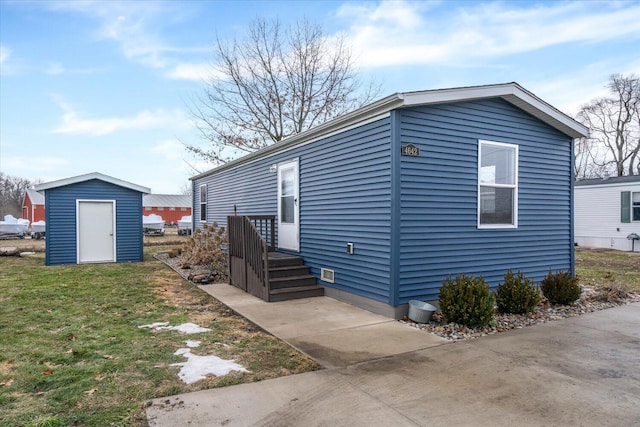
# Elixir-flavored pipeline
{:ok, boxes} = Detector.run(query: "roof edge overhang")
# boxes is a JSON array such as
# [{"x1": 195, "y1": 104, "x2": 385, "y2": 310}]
[
  {"x1": 191, "y1": 82, "x2": 589, "y2": 180},
  {"x1": 34, "y1": 172, "x2": 151, "y2": 194},
  {"x1": 400, "y1": 82, "x2": 589, "y2": 139}
]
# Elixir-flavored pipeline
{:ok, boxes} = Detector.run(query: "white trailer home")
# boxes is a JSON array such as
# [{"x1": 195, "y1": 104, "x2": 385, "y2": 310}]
[{"x1": 574, "y1": 175, "x2": 640, "y2": 252}]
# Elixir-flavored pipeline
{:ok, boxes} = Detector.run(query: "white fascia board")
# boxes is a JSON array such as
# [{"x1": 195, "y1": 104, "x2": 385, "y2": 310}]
[
  {"x1": 401, "y1": 83, "x2": 589, "y2": 139},
  {"x1": 35, "y1": 172, "x2": 150, "y2": 194}
]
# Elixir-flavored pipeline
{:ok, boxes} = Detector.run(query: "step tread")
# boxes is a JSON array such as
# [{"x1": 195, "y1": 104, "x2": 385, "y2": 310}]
[
  {"x1": 269, "y1": 274, "x2": 316, "y2": 282},
  {"x1": 270, "y1": 284, "x2": 324, "y2": 295},
  {"x1": 269, "y1": 265, "x2": 308, "y2": 271}
]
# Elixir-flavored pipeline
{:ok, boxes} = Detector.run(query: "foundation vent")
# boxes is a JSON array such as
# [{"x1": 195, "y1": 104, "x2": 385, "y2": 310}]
[{"x1": 320, "y1": 268, "x2": 335, "y2": 283}]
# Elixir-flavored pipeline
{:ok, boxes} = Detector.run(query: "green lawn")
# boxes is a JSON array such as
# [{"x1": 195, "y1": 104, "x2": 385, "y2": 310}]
[
  {"x1": 0, "y1": 251, "x2": 318, "y2": 426},
  {"x1": 2, "y1": 245, "x2": 637, "y2": 426}
]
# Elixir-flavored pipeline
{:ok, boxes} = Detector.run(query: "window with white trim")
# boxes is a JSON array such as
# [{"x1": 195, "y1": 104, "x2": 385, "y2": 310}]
[
  {"x1": 199, "y1": 184, "x2": 207, "y2": 222},
  {"x1": 478, "y1": 140, "x2": 518, "y2": 227},
  {"x1": 633, "y1": 192, "x2": 640, "y2": 221}
]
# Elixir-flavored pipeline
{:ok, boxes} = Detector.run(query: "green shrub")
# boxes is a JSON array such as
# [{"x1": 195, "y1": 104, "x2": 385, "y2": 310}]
[
  {"x1": 540, "y1": 270, "x2": 581, "y2": 305},
  {"x1": 439, "y1": 274, "x2": 495, "y2": 327},
  {"x1": 496, "y1": 270, "x2": 541, "y2": 314}
]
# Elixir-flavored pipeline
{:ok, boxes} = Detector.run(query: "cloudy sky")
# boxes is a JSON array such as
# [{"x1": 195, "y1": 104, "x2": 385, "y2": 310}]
[{"x1": 1, "y1": 0, "x2": 639, "y2": 193}]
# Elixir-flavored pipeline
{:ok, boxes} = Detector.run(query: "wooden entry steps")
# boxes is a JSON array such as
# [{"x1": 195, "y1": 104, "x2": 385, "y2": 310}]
[{"x1": 267, "y1": 252, "x2": 324, "y2": 302}]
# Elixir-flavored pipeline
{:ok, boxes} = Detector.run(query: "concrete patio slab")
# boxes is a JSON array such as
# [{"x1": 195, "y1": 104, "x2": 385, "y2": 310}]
[
  {"x1": 146, "y1": 286, "x2": 640, "y2": 427},
  {"x1": 199, "y1": 283, "x2": 446, "y2": 368}
]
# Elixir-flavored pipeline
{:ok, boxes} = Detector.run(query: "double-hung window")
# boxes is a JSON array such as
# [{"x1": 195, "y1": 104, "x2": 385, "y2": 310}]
[
  {"x1": 199, "y1": 184, "x2": 207, "y2": 222},
  {"x1": 478, "y1": 140, "x2": 518, "y2": 228},
  {"x1": 633, "y1": 192, "x2": 640, "y2": 221}
]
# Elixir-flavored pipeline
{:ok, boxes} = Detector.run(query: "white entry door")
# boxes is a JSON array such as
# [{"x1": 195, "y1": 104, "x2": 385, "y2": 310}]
[
  {"x1": 277, "y1": 159, "x2": 299, "y2": 251},
  {"x1": 77, "y1": 200, "x2": 116, "y2": 263}
]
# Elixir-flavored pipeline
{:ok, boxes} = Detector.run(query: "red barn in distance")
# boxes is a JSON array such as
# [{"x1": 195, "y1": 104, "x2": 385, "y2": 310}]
[
  {"x1": 143, "y1": 194, "x2": 191, "y2": 225},
  {"x1": 22, "y1": 189, "x2": 45, "y2": 223}
]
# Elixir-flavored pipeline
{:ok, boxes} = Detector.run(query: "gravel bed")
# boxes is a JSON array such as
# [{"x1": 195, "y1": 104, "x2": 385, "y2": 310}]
[
  {"x1": 154, "y1": 252, "x2": 227, "y2": 283},
  {"x1": 401, "y1": 286, "x2": 640, "y2": 342}
]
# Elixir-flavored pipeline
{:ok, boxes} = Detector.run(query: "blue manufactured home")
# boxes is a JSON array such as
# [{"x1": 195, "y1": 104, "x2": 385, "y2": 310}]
[
  {"x1": 191, "y1": 83, "x2": 589, "y2": 318},
  {"x1": 34, "y1": 173, "x2": 150, "y2": 266}
]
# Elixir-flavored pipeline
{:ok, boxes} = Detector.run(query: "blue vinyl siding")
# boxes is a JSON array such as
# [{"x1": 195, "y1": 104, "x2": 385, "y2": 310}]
[
  {"x1": 45, "y1": 180, "x2": 143, "y2": 265},
  {"x1": 194, "y1": 118, "x2": 393, "y2": 303},
  {"x1": 397, "y1": 99, "x2": 573, "y2": 302}
]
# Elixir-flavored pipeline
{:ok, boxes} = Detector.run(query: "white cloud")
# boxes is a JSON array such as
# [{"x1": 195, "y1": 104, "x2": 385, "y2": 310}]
[
  {"x1": 46, "y1": 62, "x2": 65, "y2": 75},
  {"x1": 51, "y1": 99, "x2": 191, "y2": 136},
  {"x1": 152, "y1": 139, "x2": 184, "y2": 161},
  {"x1": 337, "y1": 1, "x2": 640, "y2": 68},
  {"x1": 43, "y1": 1, "x2": 210, "y2": 73},
  {"x1": 44, "y1": 62, "x2": 106, "y2": 75},
  {"x1": 531, "y1": 57, "x2": 640, "y2": 116},
  {"x1": 101, "y1": 14, "x2": 170, "y2": 69},
  {"x1": 0, "y1": 45, "x2": 20, "y2": 75},
  {"x1": 0, "y1": 45, "x2": 9, "y2": 65},
  {"x1": 2, "y1": 155, "x2": 70, "y2": 180},
  {"x1": 165, "y1": 62, "x2": 219, "y2": 81}
]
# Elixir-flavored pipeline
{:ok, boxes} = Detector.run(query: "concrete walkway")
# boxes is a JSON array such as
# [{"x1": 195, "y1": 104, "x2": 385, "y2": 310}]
[{"x1": 146, "y1": 284, "x2": 640, "y2": 427}]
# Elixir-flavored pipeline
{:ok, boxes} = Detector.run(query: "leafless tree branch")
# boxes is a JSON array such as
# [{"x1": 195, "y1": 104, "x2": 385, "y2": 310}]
[
  {"x1": 577, "y1": 74, "x2": 640, "y2": 177},
  {"x1": 186, "y1": 18, "x2": 380, "y2": 164}
]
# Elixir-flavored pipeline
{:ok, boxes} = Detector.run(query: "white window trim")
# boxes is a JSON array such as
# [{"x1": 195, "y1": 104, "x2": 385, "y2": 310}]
[
  {"x1": 633, "y1": 191, "x2": 640, "y2": 222},
  {"x1": 477, "y1": 140, "x2": 518, "y2": 229},
  {"x1": 199, "y1": 184, "x2": 207, "y2": 222}
]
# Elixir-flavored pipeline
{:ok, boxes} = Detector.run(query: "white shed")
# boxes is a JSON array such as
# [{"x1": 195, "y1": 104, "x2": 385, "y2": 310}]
[{"x1": 574, "y1": 175, "x2": 640, "y2": 252}]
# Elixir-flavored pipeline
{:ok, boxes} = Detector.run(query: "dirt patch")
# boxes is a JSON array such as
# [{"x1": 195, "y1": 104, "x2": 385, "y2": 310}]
[
  {"x1": 0, "y1": 359, "x2": 16, "y2": 374},
  {"x1": 149, "y1": 258, "x2": 264, "y2": 337}
]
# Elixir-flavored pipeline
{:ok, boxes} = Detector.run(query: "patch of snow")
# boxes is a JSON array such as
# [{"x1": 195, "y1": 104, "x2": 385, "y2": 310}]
[
  {"x1": 171, "y1": 348, "x2": 249, "y2": 384},
  {"x1": 138, "y1": 322, "x2": 211, "y2": 334},
  {"x1": 185, "y1": 340, "x2": 201, "y2": 348},
  {"x1": 168, "y1": 323, "x2": 212, "y2": 334},
  {"x1": 138, "y1": 322, "x2": 170, "y2": 329}
]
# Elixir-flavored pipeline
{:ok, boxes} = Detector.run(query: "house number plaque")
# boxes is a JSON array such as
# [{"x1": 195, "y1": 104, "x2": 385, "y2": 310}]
[{"x1": 401, "y1": 143, "x2": 420, "y2": 157}]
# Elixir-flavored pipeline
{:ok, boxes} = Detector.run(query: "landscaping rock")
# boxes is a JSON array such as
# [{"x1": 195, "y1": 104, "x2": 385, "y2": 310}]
[{"x1": 401, "y1": 285, "x2": 640, "y2": 342}]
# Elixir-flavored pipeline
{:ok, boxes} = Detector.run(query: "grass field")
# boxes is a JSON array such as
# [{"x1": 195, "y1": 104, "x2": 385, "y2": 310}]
[
  {"x1": 575, "y1": 247, "x2": 640, "y2": 292},
  {"x1": 1, "y1": 242, "x2": 638, "y2": 426},
  {"x1": 0, "y1": 248, "x2": 318, "y2": 426}
]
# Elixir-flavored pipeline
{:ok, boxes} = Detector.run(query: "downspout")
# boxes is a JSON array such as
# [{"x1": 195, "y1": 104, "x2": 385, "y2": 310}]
[
  {"x1": 389, "y1": 111, "x2": 401, "y2": 307},
  {"x1": 570, "y1": 138, "x2": 576, "y2": 277}
]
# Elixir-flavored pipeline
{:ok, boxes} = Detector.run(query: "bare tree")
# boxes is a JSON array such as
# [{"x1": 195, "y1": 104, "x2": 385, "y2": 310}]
[
  {"x1": 577, "y1": 74, "x2": 640, "y2": 177},
  {"x1": 187, "y1": 18, "x2": 379, "y2": 164},
  {"x1": 179, "y1": 182, "x2": 192, "y2": 196},
  {"x1": 574, "y1": 137, "x2": 597, "y2": 179},
  {"x1": 0, "y1": 173, "x2": 33, "y2": 218}
]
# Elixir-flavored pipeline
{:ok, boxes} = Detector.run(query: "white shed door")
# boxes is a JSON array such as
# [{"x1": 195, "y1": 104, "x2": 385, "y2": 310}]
[{"x1": 77, "y1": 201, "x2": 115, "y2": 263}]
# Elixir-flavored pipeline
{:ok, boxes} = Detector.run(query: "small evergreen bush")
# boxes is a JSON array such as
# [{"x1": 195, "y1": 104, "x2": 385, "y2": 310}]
[
  {"x1": 439, "y1": 274, "x2": 495, "y2": 327},
  {"x1": 540, "y1": 270, "x2": 581, "y2": 305},
  {"x1": 495, "y1": 270, "x2": 541, "y2": 314}
]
